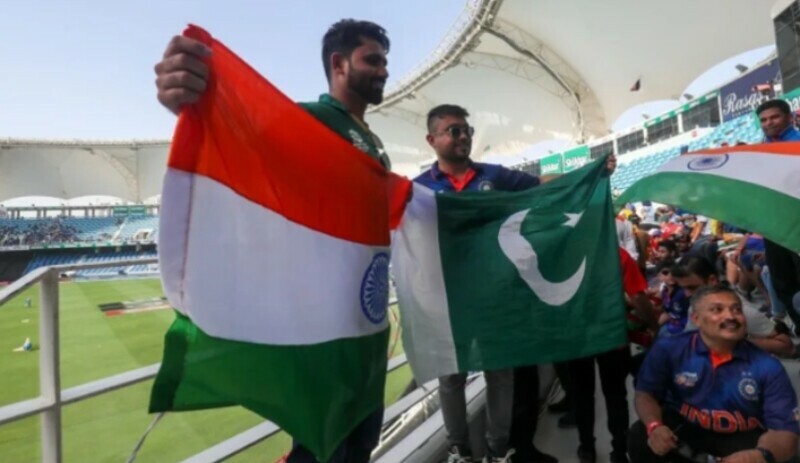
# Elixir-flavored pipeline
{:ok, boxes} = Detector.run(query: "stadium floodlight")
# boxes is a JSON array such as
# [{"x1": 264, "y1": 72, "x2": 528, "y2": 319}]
[
  {"x1": 735, "y1": 64, "x2": 749, "y2": 73},
  {"x1": 683, "y1": 93, "x2": 694, "y2": 100},
  {"x1": 641, "y1": 113, "x2": 651, "y2": 120}
]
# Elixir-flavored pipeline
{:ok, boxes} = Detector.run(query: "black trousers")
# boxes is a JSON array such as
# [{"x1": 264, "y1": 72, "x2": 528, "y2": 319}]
[
  {"x1": 509, "y1": 365, "x2": 540, "y2": 459},
  {"x1": 569, "y1": 347, "x2": 631, "y2": 454},
  {"x1": 628, "y1": 410, "x2": 763, "y2": 462},
  {"x1": 765, "y1": 239, "x2": 800, "y2": 327},
  {"x1": 286, "y1": 407, "x2": 383, "y2": 463},
  {"x1": 554, "y1": 361, "x2": 574, "y2": 401}
]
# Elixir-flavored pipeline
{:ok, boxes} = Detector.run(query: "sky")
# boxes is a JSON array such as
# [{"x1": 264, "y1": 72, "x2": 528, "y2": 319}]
[
  {"x1": 0, "y1": 0, "x2": 464, "y2": 140},
  {"x1": 0, "y1": 2, "x2": 777, "y2": 153}
]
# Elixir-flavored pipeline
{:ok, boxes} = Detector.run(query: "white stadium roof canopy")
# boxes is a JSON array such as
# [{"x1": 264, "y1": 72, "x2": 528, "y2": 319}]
[
  {"x1": 0, "y1": 0, "x2": 778, "y2": 202},
  {"x1": 368, "y1": 0, "x2": 777, "y2": 173},
  {"x1": 0, "y1": 139, "x2": 168, "y2": 204}
]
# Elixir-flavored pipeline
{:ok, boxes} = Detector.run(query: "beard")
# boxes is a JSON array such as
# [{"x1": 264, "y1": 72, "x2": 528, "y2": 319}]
[
  {"x1": 439, "y1": 142, "x2": 472, "y2": 163},
  {"x1": 347, "y1": 69, "x2": 385, "y2": 105}
]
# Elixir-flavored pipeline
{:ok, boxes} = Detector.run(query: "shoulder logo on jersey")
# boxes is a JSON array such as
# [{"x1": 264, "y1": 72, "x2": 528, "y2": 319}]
[
  {"x1": 478, "y1": 180, "x2": 494, "y2": 191},
  {"x1": 348, "y1": 129, "x2": 371, "y2": 154},
  {"x1": 674, "y1": 372, "x2": 698, "y2": 387},
  {"x1": 738, "y1": 378, "x2": 759, "y2": 401}
]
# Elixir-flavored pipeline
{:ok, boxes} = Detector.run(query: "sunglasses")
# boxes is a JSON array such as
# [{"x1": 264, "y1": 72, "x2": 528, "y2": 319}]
[{"x1": 439, "y1": 125, "x2": 475, "y2": 138}]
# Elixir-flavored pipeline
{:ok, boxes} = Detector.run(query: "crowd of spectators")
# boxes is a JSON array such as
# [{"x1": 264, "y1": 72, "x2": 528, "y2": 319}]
[
  {"x1": 616, "y1": 202, "x2": 798, "y2": 349},
  {"x1": 1, "y1": 218, "x2": 82, "y2": 246}
]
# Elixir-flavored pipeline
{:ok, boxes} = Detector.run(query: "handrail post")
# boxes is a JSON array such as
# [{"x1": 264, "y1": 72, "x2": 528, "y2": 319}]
[{"x1": 39, "y1": 269, "x2": 62, "y2": 463}]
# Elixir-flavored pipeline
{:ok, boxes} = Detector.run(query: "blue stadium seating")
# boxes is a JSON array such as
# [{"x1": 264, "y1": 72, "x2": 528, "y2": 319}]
[
  {"x1": 61, "y1": 217, "x2": 119, "y2": 240},
  {"x1": 24, "y1": 251, "x2": 158, "y2": 277},
  {"x1": 117, "y1": 216, "x2": 159, "y2": 241},
  {"x1": 610, "y1": 113, "x2": 763, "y2": 192}
]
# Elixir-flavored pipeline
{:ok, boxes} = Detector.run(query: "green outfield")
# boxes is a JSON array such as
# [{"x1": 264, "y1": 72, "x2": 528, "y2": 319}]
[{"x1": 0, "y1": 279, "x2": 411, "y2": 463}]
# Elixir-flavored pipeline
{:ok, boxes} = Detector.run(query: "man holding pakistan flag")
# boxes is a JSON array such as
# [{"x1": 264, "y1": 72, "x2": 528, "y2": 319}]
[{"x1": 393, "y1": 104, "x2": 619, "y2": 463}]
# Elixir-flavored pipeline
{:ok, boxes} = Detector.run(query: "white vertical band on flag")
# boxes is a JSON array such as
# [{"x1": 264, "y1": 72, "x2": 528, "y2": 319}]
[
  {"x1": 159, "y1": 168, "x2": 192, "y2": 311},
  {"x1": 159, "y1": 169, "x2": 389, "y2": 345},
  {"x1": 658, "y1": 152, "x2": 800, "y2": 201},
  {"x1": 393, "y1": 183, "x2": 458, "y2": 382}
]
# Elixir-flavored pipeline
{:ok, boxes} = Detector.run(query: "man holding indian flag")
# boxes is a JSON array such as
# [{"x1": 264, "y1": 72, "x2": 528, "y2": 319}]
[{"x1": 151, "y1": 20, "x2": 399, "y2": 463}]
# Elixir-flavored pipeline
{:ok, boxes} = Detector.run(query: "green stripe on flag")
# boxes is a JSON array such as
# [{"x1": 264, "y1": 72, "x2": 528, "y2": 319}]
[
  {"x1": 617, "y1": 172, "x2": 800, "y2": 252},
  {"x1": 150, "y1": 312, "x2": 389, "y2": 460}
]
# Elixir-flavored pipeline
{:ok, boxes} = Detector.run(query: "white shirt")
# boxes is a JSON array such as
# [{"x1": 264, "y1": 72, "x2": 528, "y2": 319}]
[{"x1": 616, "y1": 219, "x2": 639, "y2": 261}]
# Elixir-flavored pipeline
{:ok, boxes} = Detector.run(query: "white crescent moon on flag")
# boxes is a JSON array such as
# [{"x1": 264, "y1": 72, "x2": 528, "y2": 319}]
[{"x1": 498, "y1": 209, "x2": 586, "y2": 306}]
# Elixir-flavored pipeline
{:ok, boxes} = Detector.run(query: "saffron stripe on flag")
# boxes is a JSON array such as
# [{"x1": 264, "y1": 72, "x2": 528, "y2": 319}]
[{"x1": 168, "y1": 26, "x2": 391, "y2": 247}]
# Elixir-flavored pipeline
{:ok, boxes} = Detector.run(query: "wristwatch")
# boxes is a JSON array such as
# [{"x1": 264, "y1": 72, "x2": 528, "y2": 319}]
[{"x1": 756, "y1": 447, "x2": 776, "y2": 463}]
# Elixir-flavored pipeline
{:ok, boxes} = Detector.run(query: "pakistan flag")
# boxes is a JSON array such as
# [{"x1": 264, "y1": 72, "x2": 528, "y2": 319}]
[{"x1": 392, "y1": 156, "x2": 626, "y2": 383}]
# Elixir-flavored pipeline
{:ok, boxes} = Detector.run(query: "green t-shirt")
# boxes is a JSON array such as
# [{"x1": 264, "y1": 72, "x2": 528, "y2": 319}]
[{"x1": 299, "y1": 94, "x2": 391, "y2": 171}]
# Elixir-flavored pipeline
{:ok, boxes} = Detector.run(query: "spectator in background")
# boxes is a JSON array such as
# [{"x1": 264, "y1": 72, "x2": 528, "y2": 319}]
[
  {"x1": 656, "y1": 206, "x2": 676, "y2": 224},
  {"x1": 654, "y1": 240, "x2": 678, "y2": 267},
  {"x1": 757, "y1": 99, "x2": 800, "y2": 336},
  {"x1": 725, "y1": 233, "x2": 767, "y2": 305},
  {"x1": 639, "y1": 201, "x2": 656, "y2": 224},
  {"x1": 672, "y1": 231, "x2": 691, "y2": 256},
  {"x1": 672, "y1": 256, "x2": 793, "y2": 356},
  {"x1": 689, "y1": 215, "x2": 721, "y2": 245},
  {"x1": 758, "y1": 99, "x2": 800, "y2": 143},
  {"x1": 628, "y1": 216, "x2": 651, "y2": 275},
  {"x1": 616, "y1": 215, "x2": 639, "y2": 261},
  {"x1": 629, "y1": 285, "x2": 799, "y2": 462},
  {"x1": 652, "y1": 262, "x2": 690, "y2": 338}
]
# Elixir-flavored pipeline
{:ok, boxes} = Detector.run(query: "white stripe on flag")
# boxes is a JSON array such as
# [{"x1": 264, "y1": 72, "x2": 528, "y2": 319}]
[
  {"x1": 393, "y1": 183, "x2": 459, "y2": 382},
  {"x1": 659, "y1": 152, "x2": 800, "y2": 200},
  {"x1": 159, "y1": 169, "x2": 389, "y2": 345}
]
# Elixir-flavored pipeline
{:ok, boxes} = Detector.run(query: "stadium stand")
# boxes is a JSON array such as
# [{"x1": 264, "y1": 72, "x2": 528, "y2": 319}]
[
  {"x1": 24, "y1": 250, "x2": 158, "y2": 277},
  {"x1": 0, "y1": 217, "x2": 81, "y2": 246},
  {"x1": 60, "y1": 217, "x2": 119, "y2": 241},
  {"x1": 0, "y1": 215, "x2": 159, "y2": 247},
  {"x1": 117, "y1": 215, "x2": 159, "y2": 241}
]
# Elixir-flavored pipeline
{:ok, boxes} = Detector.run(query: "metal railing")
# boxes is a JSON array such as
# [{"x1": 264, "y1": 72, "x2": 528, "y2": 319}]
[
  {"x1": 0, "y1": 259, "x2": 160, "y2": 462},
  {"x1": 0, "y1": 259, "x2": 428, "y2": 463}
]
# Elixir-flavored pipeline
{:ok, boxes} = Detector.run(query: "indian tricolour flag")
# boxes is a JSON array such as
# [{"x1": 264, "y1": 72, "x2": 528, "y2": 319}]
[
  {"x1": 617, "y1": 143, "x2": 800, "y2": 252},
  {"x1": 392, "y1": 157, "x2": 628, "y2": 383},
  {"x1": 149, "y1": 25, "x2": 408, "y2": 460}
]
